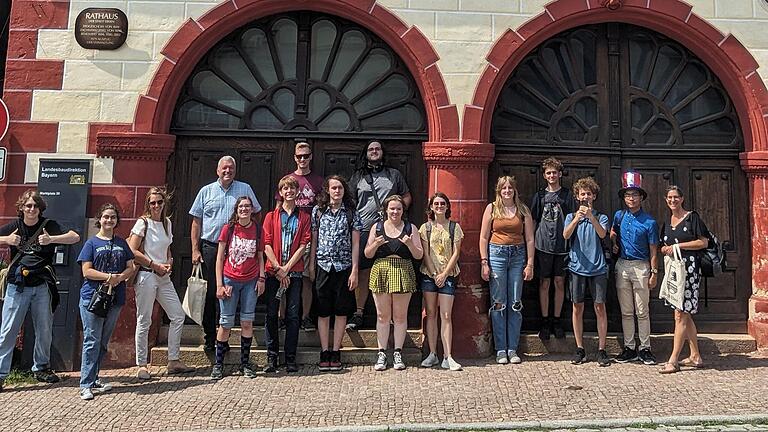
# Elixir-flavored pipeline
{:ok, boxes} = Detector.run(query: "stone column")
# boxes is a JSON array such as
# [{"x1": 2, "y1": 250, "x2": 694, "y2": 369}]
[
  {"x1": 741, "y1": 151, "x2": 768, "y2": 347},
  {"x1": 422, "y1": 141, "x2": 495, "y2": 358}
]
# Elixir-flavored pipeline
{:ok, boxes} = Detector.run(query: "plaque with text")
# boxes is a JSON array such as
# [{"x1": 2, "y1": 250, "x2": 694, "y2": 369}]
[{"x1": 74, "y1": 8, "x2": 128, "y2": 50}]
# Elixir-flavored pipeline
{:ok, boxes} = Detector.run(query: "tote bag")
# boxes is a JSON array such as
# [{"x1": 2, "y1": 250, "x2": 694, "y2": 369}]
[
  {"x1": 182, "y1": 263, "x2": 207, "y2": 325},
  {"x1": 659, "y1": 243, "x2": 686, "y2": 309}
]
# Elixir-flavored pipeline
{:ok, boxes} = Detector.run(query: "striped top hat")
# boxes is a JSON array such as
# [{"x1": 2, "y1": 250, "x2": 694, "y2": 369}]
[{"x1": 618, "y1": 171, "x2": 647, "y2": 200}]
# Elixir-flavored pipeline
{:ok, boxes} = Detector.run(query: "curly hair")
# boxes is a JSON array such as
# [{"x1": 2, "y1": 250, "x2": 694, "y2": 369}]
[
  {"x1": 541, "y1": 157, "x2": 563, "y2": 173},
  {"x1": 316, "y1": 175, "x2": 356, "y2": 212},
  {"x1": 15, "y1": 189, "x2": 47, "y2": 218},
  {"x1": 572, "y1": 177, "x2": 600, "y2": 196}
]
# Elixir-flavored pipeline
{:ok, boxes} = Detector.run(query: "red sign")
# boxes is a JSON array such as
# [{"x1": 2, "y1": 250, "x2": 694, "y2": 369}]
[{"x1": 0, "y1": 98, "x2": 9, "y2": 142}]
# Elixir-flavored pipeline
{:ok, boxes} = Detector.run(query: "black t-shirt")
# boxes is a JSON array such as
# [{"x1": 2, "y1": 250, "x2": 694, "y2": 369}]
[
  {"x1": 660, "y1": 211, "x2": 709, "y2": 262},
  {"x1": 0, "y1": 218, "x2": 64, "y2": 283}
]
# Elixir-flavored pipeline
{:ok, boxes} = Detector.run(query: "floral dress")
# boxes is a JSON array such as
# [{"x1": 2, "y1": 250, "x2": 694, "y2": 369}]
[{"x1": 660, "y1": 211, "x2": 708, "y2": 314}]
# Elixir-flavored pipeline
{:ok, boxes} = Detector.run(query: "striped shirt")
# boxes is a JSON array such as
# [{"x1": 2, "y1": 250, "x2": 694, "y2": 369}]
[{"x1": 189, "y1": 179, "x2": 261, "y2": 243}]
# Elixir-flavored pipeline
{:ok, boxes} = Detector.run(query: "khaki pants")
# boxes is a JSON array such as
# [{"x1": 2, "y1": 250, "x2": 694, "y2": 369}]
[{"x1": 615, "y1": 258, "x2": 651, "y2": 350}]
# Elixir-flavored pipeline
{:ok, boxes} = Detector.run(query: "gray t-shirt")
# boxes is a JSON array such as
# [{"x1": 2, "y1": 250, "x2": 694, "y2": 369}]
[
  {"x1": 534, "y1": 190, "x2": 568, "y2": 254},
  {"x1": 350, "y1": 167, "x2": 410, "y2": 231}
]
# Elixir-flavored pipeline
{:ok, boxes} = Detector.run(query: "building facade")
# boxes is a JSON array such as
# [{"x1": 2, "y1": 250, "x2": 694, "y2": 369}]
[{"x1": 2, "y1": 0, "x2": 768, "y2": 366}]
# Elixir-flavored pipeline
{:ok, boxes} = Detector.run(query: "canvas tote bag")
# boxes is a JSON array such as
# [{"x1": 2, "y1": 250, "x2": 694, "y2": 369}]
[
  {"x1": 182, "y1": 263, "x2": 207, "y2": 325},
  {"x1": 659, "y1": 243, "x2": 686, "y2": 309}
]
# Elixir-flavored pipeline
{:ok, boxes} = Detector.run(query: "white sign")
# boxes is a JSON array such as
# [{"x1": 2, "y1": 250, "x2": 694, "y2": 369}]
[{"x1": 0, "y1": 147, "x2": 6, "y2": 182}]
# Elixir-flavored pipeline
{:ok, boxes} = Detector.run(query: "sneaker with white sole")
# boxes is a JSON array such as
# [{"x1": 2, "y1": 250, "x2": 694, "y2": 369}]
[
  {"x1": 496, "y1": 351, "x2": 509, "y2": 364},
  {"x1": 446, "y1": 357, "x2": 462, "y2": 371},
  {"x1": 393, "y1": 350, "x2": 406, "y2": 370},
  {"x1": 507, "y1": 350, "x2": 522, "y2": 364},
  {"x1": 92, "y1": 380, "x2": 112, "y2": 393},
  {"x1": 441, "y1": 358, "x2": 450, "y2": 369},
  {"x1": 79, "y1": 388, "x2": 94, "y2": 401},
  {"x1": 374, "y1": 351, "x2": 388, "y2": 371},
  {"x1": 420, "y1": 352, "x2": 439, "y2": 368}
]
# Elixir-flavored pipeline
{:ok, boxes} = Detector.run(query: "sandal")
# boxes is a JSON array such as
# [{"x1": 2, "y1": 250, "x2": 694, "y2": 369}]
[
  {"x1": 659, "y1": 362, "x2": 681, "y2": 374},
  {"x1": 679, "y1": 358, "x2": 705, "y2": 368}
]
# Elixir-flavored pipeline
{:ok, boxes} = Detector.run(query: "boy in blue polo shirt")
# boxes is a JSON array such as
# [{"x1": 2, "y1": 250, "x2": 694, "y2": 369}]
[{"x1": 610, "y1": 171, "x2": 659, "y2": 366}]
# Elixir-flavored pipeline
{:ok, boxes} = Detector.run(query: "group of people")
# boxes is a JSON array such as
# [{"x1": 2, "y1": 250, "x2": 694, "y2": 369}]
[{"x1": 0, "y1": 142, "x2": 709, "y2": 401}]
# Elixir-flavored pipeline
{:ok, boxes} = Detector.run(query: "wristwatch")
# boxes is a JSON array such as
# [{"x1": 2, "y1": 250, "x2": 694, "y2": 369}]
[{"x1": 650, "y1": 268, "x2": 658, "y2": 274}]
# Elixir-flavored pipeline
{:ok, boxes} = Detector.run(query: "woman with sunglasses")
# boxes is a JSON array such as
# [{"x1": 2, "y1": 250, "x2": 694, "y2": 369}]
[
  {"x1": 77, "y1": 204, "x2": 134, "y2": 400},
  {"x1": 129, "y1": 187, "x2": 193, "y2": 380}
]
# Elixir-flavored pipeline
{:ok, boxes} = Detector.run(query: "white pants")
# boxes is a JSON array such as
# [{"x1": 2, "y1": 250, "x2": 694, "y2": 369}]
[{"x1": 134, "y1": 272, "x2": 185, "y2": 365}]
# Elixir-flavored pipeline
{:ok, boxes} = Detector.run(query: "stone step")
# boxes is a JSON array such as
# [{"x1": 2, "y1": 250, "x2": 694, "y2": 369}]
[
  {"x1": 156, "y1": 325, "x2": 422, "y2": 348},
  {"x1": 149, "y1": 346, "x2": 423, "y2": 367}
]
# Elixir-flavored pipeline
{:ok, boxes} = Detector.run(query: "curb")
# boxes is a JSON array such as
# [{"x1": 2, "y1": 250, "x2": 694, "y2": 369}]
[{"x1": 202, "y1": 413, "x2": 768, "y2": 432}]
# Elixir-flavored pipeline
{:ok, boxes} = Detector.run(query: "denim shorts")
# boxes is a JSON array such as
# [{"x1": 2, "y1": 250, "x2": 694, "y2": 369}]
[
  {"x1": 219, "y1": 276, "x2": 258, "y2": 328},
  {"x1": 421, "y1": 275, "x2": 457, "y2": 296}
]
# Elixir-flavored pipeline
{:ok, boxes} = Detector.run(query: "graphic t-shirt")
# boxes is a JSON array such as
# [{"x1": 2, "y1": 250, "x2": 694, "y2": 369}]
[
  {"x1": 350, "y1": 167, "x2": 409, "y2": 231},
  {"x1": 0, "y1": 218, "x2": 64, "y2": 285},
  {"x1": 274, "y1": 172, "x2": 324, "y2": 213},
  {"x1": 218, "y1": 222, "x2": 262, "y2": 281},
  {"x1": 534, "y1": 190, "x2": 572, "y2": 254},
  {"x1": 77, "y1": 236, "x2": 134, "y2": 306}
]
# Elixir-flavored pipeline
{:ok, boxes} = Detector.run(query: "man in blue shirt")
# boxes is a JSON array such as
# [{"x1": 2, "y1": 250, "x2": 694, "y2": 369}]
[
  {"x1": 190, "y1": 156, "x2": 261, "y2": 351},
  {"x1": 610, "y1": 171, "x2": 659, "y2": 366},
  {"x1": 563, "y1": 177, "x2": 610, "y2": 367}
]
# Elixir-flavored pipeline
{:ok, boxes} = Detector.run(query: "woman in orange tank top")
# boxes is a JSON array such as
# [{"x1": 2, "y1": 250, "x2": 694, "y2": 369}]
[{"x1": 479, "y1": 176, "x2": 535, "y2": 365}]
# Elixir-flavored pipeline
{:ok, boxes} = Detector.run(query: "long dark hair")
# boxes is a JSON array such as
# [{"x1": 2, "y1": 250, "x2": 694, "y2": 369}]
[
  {"x1": 227, "y1": 196, "x2": 253, "y2": 225},
  {"x1": 316, "y1": 175, "x2": 356, "y2": 212},
  {"x1": 355, "y1": 140, "x2": 387, "y2": 172}
]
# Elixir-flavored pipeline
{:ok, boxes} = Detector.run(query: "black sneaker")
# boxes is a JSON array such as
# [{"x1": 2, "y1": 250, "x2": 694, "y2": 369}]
[
  {"x1": 262, "y1": 356, "x2": 278, "y2": 374},
  {"x1": 597, "y1": 350, "x2": 611, "y2": 367},
  {"x1": 538, "y1": 319, "x2": 550, "y2": 341},
  {"x1": 346, "y1": 314, "x2": 363, "y2": 331},
  {"x1": 638, "y1": 348, "x2": 657, "y2": 365},
  {"x1": 552, "y1": 318, "x2": 565, "y2": 339},
  {"x1": 329, "y1": 350, "x2": 342, "y2": 371},
  {"x1": 301, "y1": 316, "x2": 316, "y2": 332},
  {"x1": 285, "y1": 357, "x2": 299, "y2": 373},
  {"x1": 571, "y1": 347, "x2": 587, "y2": 365},
  {"x1": 210, "y1": 364, "x2": 224, "y2": 380},
  {"x1": 318, "y1": 350, "x2": 331, "y2": 372},
  {"x1": 203, "y1": 339, "x2": 215, "y2": 353},
  {"x1": 241, "y1": 362, "x2": 258, "y2": 378},
  {"x1": 614, "y1": 347, "x2": 638, "y2": 363},
  {"x1": 34, "y1": 368, "x2": 60, "y2": 384}
]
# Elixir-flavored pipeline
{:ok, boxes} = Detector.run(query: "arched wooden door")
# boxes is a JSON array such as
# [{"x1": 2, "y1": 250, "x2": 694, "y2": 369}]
[
  {"x1": 167, "y1": 12, "x2": 429, "y2": 327},
  {"x1": 489, "y1": 23, "x2": 749, "y2": 333}
]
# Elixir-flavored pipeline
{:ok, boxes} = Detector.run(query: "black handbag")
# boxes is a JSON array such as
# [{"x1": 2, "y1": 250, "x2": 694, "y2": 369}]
[{"x1": 87, "y1": 283, "x2": 114, "y2": 318}]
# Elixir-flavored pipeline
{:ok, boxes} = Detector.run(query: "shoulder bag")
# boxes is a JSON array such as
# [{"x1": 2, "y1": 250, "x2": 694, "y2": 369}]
[
  {"x1": 659, "y1": 243, "x2": 686, "y2": 310},
  {"x1": 0, "y1": 219, "x2": 49, "y2": 301},
  {"x1": 126, "y1": 217, "x2": 148, "y2": 286},
  {"x1": 183, "y1": 263, "x2": 207, "y2": 325},
  {"x1": 87, "y1": 240, "x2": 116, "y2": 317}
]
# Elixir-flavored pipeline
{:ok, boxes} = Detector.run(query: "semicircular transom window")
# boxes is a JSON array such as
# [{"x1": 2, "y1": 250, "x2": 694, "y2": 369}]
[
  {"x1": 491, "y1": 24, "x2": 742, "y2": 150},
  {"x1": 172, "y1": 13, "x2": 427, "y2": 134}
]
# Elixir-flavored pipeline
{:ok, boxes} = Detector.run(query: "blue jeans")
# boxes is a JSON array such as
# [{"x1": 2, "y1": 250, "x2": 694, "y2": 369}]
[
  {"x1": 79, "y1": 298, "x2": 122, "y2": 389},
  {"x1": 219, "y1": 277, "x2": 258, "y2": 329},
  {"x1": 265, "y1": 276, "x2": 301, "y2": 360},
  {"x1": 0, "y1": 282, "x2": 53, "y2": 379},
  {"x1": 488, "y1": 243, "x2": 526, "y2": 353}
]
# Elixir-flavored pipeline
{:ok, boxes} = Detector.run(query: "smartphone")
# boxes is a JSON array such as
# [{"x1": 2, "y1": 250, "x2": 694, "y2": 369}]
[{"x1": 580, "y1": 199, "x2": 590, "y2": 207}]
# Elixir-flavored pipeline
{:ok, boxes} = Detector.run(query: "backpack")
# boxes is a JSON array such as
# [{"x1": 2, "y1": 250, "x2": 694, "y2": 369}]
[
  {"x1": 425, "y1": 221, "x2": 457, "y2": 252},
  {"x1": 700, "y1": 230, "x2": 726, "y2": 278}
]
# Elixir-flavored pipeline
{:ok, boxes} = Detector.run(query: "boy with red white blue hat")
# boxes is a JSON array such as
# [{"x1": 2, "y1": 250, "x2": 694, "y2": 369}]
[{"x1": 610, "y1": 171, "x2": 659, "y2": 366}]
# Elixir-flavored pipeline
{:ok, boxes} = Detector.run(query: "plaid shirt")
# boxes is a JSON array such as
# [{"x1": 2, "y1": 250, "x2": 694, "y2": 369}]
[{"x1": 311, "y1": 204, "x2": 363, "y2": 272}]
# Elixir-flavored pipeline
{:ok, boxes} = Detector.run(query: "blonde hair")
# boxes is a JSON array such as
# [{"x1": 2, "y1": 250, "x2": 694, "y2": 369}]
[{"x1": 492, "y1": 176, "x2": 530, "y2": 220}]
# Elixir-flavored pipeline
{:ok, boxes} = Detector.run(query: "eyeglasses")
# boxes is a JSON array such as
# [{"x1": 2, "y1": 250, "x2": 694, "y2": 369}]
[
  {"x1": 624, "y1": 192, "x2": 640, "y2": 198},
  {"x1": 23, "y1": 204, "x2": 38, "y2": 209},
  {"x1": 295, "y1": 154, "x2": 311, "y2": 160},
  {"x1": 149, "y1": 200, "x2": 164, "y2": 206},
  {"x1": 432, "y1": 202, "x2": 447, "y2": 207},
  {"x1": 238, "y1": 204, "x2": 253, "y2": 209},
  {"x1": 101, "y1": 215, "x2": 117, "y2": 220}
]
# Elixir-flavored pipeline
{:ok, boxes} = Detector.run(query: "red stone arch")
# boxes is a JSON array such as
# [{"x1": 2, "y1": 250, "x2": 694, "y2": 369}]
[{"x1": 103, "y1": 0, "x2": 457, "y2": 151}]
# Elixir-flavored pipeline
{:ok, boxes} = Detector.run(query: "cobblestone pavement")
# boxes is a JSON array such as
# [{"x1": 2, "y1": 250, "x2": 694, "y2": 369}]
[{"x1": 2, "y1": 352, "x2": 768, "y2": 431}]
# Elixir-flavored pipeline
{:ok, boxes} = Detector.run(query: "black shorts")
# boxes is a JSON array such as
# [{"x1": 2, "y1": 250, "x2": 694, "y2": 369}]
[
  {"x1": 536, "y1": 251, "x2": 567, "y2": 278},
  {"x1": 314, "y1": 266, "x2": 356, "y2": 317},
  {"x1": 358, "y1": 230, "x2": 375, "y2": 270},
  {"x1": 569, "y1": 273, "x2": 608, "y2": 304}
]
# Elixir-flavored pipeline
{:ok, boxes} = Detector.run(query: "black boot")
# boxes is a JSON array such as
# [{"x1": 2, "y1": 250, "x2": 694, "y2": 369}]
[
  {"x1": 552, "y1": 317, "x2": 565, "y2": 339},
  {"x1": 538, "y1": 317, "x2": 551, "y2": 341}
]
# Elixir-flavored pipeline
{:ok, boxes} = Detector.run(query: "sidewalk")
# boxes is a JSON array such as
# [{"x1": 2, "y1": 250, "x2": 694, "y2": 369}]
[{"x1": 2, "y1": 351, "x2": 768, "y2": 431}]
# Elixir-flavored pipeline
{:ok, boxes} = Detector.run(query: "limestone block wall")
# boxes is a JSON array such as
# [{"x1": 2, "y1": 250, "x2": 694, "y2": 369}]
[{"x1": 13, "y1": 0, "x2": 768, "y2": 182}]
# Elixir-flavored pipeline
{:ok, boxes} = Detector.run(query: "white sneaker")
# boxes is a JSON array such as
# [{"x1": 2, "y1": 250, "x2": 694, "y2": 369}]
[
  {"x1": 441, "y1": 358, "x2": 450, "y2": 369},
  {"x1": 446, "y1": 356, "x2": 463, "y2": 371},
  {"x1": 79, "y1": 388, "x2": 94, "y2": 401},
  {"x1": 393, "y1": 351, "x2": 406, "y2": 370},
  {"x1": 374, "y1": 351, "x2": 387, "y2": 371},
  {"x1": 421, "y1": 352, "x2": 439, "y2": 368},
  {"x1": 93, "y1": 380, "x2": 112, "y2": 393},
  {"x1": 508, "y1": 350, "x2": 522, "y2": 364},
  {"x1": 496, "y1": 351, "x2": 509, "y2": 364}
]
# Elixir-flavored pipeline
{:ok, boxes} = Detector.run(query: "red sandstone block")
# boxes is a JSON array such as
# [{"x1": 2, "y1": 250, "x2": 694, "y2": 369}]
[
  {"x1": 687, "y1": 14, "x2": 725, "y2": 46},
  {"x1": 424, "y1": 64, "x2": 449, "y2": 108},
  {"x1": 545, "y1": 0, "x2": 589, "y2": 20},
  {"x1": 197, "y1": 1, "x2": 236, "y2": 30},
  {"x1": 4, "y1": 59, "x2": 64, "y2": 90},
  {"x1": 88, "y1": 185, "x2": 137, "y2": 217},
  {"x1": 2, "y1": 90, "x2": 33, "y2": 120},
  {"x1": 401, "y1": 26, "x2": 439, "y2": 67},
  {"x1": 622, "y1": 0, "x2": 649, "y2": 8},
  {"x1": 87, "y1": 123, "x2": 132, "y2": 154},
  {"x1": 10, "y1": 0, "x2": 70, "y2": 30},
  {"x1": 517, "y1": 13, "x2": 554, "y2": 41},
  {"x1": 134, "y1": 96, "x2": 158, "y2": 133},
  {"x1": 472, "y1": 66, "x2": 499, "y2": 108},
  {"x1": 371, "y1": 4, "x2": 408, "y2": 37},
  {"x1": 462, "y1": 105, "x2": 484, "y2": 142},
  {"x1": 438, "y1": 105, "x2": 460, "y2": 141},
  {"x1": 2, "y1": 154, "x2": 29, "y2": 184},
  {"x1": 0, "y1": 186, "x2": 39, "y2": 217},
  {"x1": 7, "y1": 30, "x2": 37, "y2": 59},
  {"x1": 457, "y1": 201, "x2": 487, "y2": 228},
  {"x1": 338, "y1": 0, "x2": 376, "y2": 12},
  {"x1": 457, "y1": 261, "x2": 484, "y2": 287},
  {"x1": 652, "y1": 0, "x2": 692, "y2": 21},
  {"x1": 1, "y1": 121, "x2": 58, "y2": 152},
  {"x1": 146, "y1": 58, "x2": 176, "y2": 100},
  {"x1": 112, "y1": 160, "x2": 169, "y2": 186},
  {"x1": 160, "y1": 19, "x2": 204, "y2": 64},
  {"x1": 486, "y1": 29, "x2": 525, "y2": 70},
  {"x1": 720, "y1": 35, "x2": 759, "y2": 74}
]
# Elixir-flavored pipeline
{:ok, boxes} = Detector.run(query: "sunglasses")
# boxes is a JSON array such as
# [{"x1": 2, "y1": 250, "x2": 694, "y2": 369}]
[
  {"x1": 23, "y1": 204, "x2": 39, "y2": 209},
  {"x1": 149, "y1": 200, "x2": 164, "y2": 206},
  {"x1": 295, "y1": 154, "x2": 311, "y2": 160}
]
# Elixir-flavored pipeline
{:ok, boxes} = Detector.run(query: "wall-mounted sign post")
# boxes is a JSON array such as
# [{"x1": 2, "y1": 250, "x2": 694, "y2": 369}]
[{"x1": 74, "y1": 8, "x2": 128, "y2": 50}]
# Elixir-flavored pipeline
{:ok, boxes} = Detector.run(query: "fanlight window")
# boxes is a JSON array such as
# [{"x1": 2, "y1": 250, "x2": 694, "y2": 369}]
[{"x1": 172, "y1": 13, "x2": 426, "y2": 134}]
